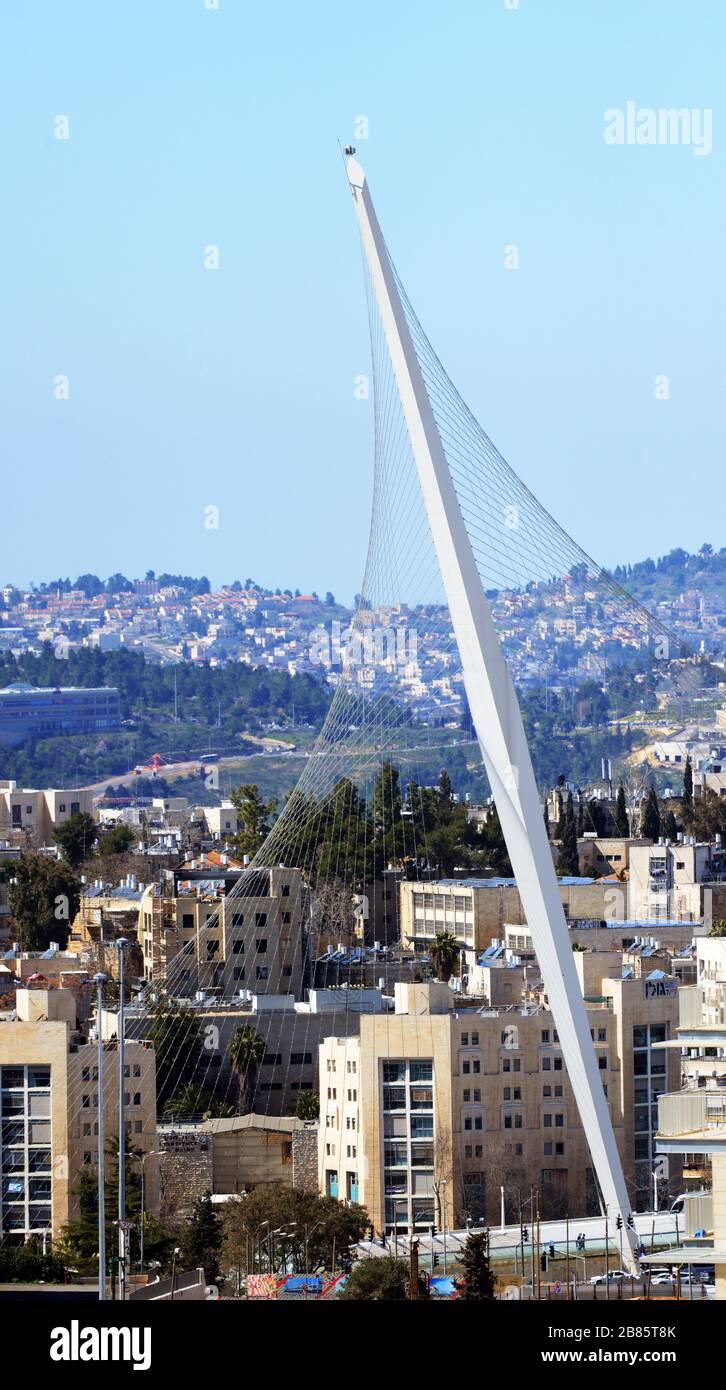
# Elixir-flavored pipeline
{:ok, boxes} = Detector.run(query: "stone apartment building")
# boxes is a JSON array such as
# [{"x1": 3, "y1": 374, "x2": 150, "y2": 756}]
[
  {"x1": 137, "y1": 863, "x2": 307, "y2": 999},
  {"x1": 655, "y1": 936, "x2": 726, "y2": 1299},
  {"x1": 628, "y1": 838, "x2": 726, "y2": 924},
  {"x1": 0, "y1": 781, "x2": 94, "y2": 847},
  {"x1": 319, "y1": 968, "x2": 680, "y2": 1236},
  {"x1": 0, "y1": 986, "x2": 158, "y2": 1243},
  {"x1": 399, "y1": 876, "x2": 629, "y2": 956}
]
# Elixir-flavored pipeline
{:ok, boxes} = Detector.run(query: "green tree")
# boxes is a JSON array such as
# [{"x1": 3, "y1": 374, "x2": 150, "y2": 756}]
[
  {"x1": 228, "y1": 1025, "x2": 266, "y2": 1113},
  {"x1": 614, "y1": 785, "x2": 630, "y2": 837},
  {"x1": 143, "y1": 997, "x2": 206, "y2": 1114},
  {"x1": 372, "y1": 762, "x2": 404, "y2": 864},
  {"x1": 640, "y1": 786, "x2": 661, "y2": 842},
  {"x1": 182, "y1": 1192, "x2": 222, "y2": 1285},
  {"x1": 223, "y1": 1188, "x2": 367, "y2": 1275},
  {"x1": 99, "y1": 823, "x2": 135, "y2": 858},
  {"x1": 8, "y1": 853, "x2": 80, "y2": 950},
  {"x1": 295, "y1": 1090, "x2": 320, "y2": 1121},
  {"x1": 556, "y1": 792, "x2": 580, "y2": 876},
  {"x1": 162, "y1": 1082, "x2": 235, "y2": 1121},
  {"x1": 428, "y1": 930, "x2": 460, "y2": 983},
  {"x1": 663, "y1": 809, "x2": 679, "y2": 841},
  {"x1": 708, "y1": 921, "x2": 726, "y2": 938},
  {"x1": 229, "y1": 784, "x2": 277, "y2": 859},
  {"x1": 53, "y1": 812, "x2": 98, "y2": 868},
  {"x1": 458, "y1": 1230, "x2": 496, "y2": 1300},
  {"x1": 682, "y1": 755, "x2": 694, "y2": 826},
  {"x1": 337, "y1": 1255, "x2": 410, "y2": 1300}
]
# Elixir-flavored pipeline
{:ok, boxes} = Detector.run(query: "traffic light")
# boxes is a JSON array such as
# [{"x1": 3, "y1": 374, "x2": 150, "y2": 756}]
[
  {"x1": 430, "y1": 1223, "x2": 437, "y2": 1238},
  {"x1": 540, "y1": 1252, "x2": 548, "y2": 1272},
  {"x1": 548, "y1": 1243, "x2": 555, "y2": 1259},
  {"x1": 627, "y1": 1214, "x2": 635, "y2": 1230},
  {"x1": 432, "y1": 1253, "x2": 440, "y2": 1268},
  {"x1": 368, "y1": 1225, "x2": 375, "y2": 1243},
  {"x1": 522, "y1": 1226, "x2": 529, "y2": 1243},
  {"x1": 616, "y1": 1215, "x2": 622, "y2": 1231}
]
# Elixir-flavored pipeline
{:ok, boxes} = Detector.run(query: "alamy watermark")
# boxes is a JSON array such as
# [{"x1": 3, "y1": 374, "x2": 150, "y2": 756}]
[
  {"x1": 603, "y1": 101, "x2": 712, "y2": 156},
  {"x1": 309, "y1": 620, "x2": 417, "y2": 670}
]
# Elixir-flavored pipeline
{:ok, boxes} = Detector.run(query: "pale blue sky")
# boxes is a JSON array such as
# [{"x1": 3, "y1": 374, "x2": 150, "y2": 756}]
[{"x1": 1, "y1": 1, "x2": 724, "y2": 601}]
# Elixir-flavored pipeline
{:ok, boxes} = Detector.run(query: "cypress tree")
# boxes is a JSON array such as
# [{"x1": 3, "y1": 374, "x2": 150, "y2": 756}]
[
  {"x1": 614, "y1": 785, "x2": 630, "y2": 837},
  {"x1": 682, "y1": 756, "x2": 694, "y2": 826},
  {"x1": 459, "y1": 1230, "x2": 496, "y2": 1300},
  {"x1": 557, "y1": 792, "x2": 580, "y2": 876},
  {"x1": 640, "y1": 786, "x2": 661, "y2": 842},
  {"x1": 182, "y1": 1191, "x2": 222, "y2": 1285}
]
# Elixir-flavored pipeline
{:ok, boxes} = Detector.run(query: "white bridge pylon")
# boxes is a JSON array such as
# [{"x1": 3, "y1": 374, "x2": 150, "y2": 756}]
[{"x1": 346, "y1": 154, "x2": 639, "y2": 1273}]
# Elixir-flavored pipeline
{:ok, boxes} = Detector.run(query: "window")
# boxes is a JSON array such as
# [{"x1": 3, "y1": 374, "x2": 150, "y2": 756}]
[
  {"x1": 256, "y1": 966, "x2": 269, "y2": 980},
  {"x1": 231, "y1": 912, "x2": 245, "y2": 926},
  {"x1": 463, "y1": 1060, "x2": 471, "y2": 1074},
  {"x1": 598, "y1": 1056, "x2": 607, "y2": 1070},
  {"x1": 232, "y1": 940, "x2": 244, "y2": 954},
  {"x1": 543, "y1": 1085, "x2": 551, "y2": 1098},
  {"x1": 182, "y1": 913, "x2": 194, "y2": 929},
  {"x1": 281, "y1": 884, "x2": 290, "y2": 897},
  {"x1": 541, "y1": 1029, "x2": 550, "y2": 1043},
  {"x1": 471, "y1": 1032, "x2": 479, "y2": 1045},
  {"x1": 282, "y1": 911, "x2": 291, "y2": 925},
  {"x1": 461, "y1": 1033, "x2": 469, "y2": 1046},
  {"x1": 255, "y1": 913, "x2": 267, "y2": 928},
  {"x1": 463, "y1": 1089, "x2": 470, "y2": 1103},
  {"x1": 255, "y1": 938, "x2": 268, "y2": 953}
]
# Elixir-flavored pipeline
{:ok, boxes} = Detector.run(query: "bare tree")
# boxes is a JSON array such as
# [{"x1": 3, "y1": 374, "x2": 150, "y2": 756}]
[{"x1": 432, "y1": 1130, "x2": 453, "y2": 1230}]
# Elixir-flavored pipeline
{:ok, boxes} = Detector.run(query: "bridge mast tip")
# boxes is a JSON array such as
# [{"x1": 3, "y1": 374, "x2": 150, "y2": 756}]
[{"x1": 344, "y1": 148, "x2": 366, "y2": 190}]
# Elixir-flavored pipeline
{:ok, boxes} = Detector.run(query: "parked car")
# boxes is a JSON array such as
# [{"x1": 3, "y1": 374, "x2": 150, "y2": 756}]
[{"x1": 589, "y1": 1269, "x2": 631, "y2": 1284}]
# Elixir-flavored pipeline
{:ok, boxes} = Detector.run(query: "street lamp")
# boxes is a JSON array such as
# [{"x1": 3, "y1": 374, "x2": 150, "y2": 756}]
[
  {"x1": 116, "y1": 938, "x2": 129, "y2": 1298},
  {"x1": 131, "y1": 1150, "x2": 159, "y2": 1276},
  {"x1": 442, "y1": 1179, "x2": 449, "y2": 1275},
  {"x1": 93, "y1": 972, "x2": 107, "y2": 1302},
  {"x1": 170, "y1": 1246, "x2": 181, "y2": 1300}
]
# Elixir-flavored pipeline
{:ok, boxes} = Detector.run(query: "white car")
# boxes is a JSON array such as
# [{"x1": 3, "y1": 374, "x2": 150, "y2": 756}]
[{"x1": 589, "y1": 1269, "x2": 630, "y2": 1284}]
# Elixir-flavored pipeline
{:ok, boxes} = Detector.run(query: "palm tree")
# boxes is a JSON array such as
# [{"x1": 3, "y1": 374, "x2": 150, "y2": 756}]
[
  {"x1": 228, "y1": 1025, "x2": 266, "y2": 1113},
  {"x1": 428, "y1": 930, "x2": 460, "y2": 983}
]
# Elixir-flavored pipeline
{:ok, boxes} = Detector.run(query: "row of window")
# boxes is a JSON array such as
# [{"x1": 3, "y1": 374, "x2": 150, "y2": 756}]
[{"x1": 81, "y1": 1064, "x2": 141, "y2": 1081}]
